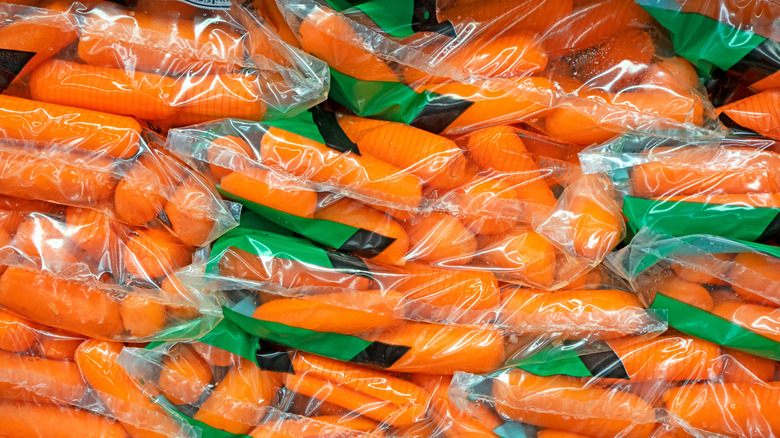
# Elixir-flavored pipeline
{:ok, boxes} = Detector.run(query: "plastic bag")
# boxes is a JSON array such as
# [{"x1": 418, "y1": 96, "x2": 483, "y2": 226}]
[
  {"x1": 165, "y1": 111, "x2": 616, "y2": 287},
  {"x1": 580, "y1": 134, "x2": 780, "y2": 242},
  {"x1": 0, "y1": 198, "x2": 221, "y2": 341},
  {"x1": 274, "y1": 0, "x2": 718, "y2": 143},
  {"x1": 0, "y1": 0, "x2": 329, "y2": 130},
  {"x1": 0, "y1": 102, "x2": 241, "y2": 246},
  {"x1": 607, "y1": 227, "x2": 780, "y2": 360}
]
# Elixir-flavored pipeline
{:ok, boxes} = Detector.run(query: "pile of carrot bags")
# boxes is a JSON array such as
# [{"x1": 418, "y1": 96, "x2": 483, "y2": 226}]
[{"x1": 2, "y1": 0, "x2": 780, "y2": 437}]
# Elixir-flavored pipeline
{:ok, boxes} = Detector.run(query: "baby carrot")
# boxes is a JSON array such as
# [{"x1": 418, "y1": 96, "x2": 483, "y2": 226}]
[
  {"x1": 719, "y1": 90, "x2": 780, "y2": 140},
  {"x1": 0, "y1": 401, "x2": 128, "y2": 438},
  {"x1": 642, "y1": 57, "x2": 702, "y2": 96},
  {"x1": 729, "y1": 252, "x2": 780, "y2": 306},
  {"x1": 191, "y1": 342, "x2": 239, "y2": 368},
  {"x1": 0, "y1": 349, "x2": 87, "y2": 403},
  {"x1": 438, "y1": 0, "x2": 571, "y2": 36},
  {"x1": 476, "y1": 227, "x2": 556, "y2": 287},
  {"x1": 0, "y1": 267, "x2": 124, "y2": 339},
  {"x1": 217, "y1": 246, "x2": 371, "y2": 290},
  {"x1": 297, "y1": 9, "x2": 397, "y2": 81},
  {"x1": 123, "y1": 228, "x2": 194, "y2": 279},
  {"x1": 252, "y1": 290, "x2": 404, "y2": 335},
  {"x1": 119, "y1": 295, "x2": 167, "y2": 339},
  {"x1": 500, "y1": 288, "x2": 649, "y2": 339},
  {"x1": 314, "y1": 198, "x2": 409, "y2": 266},
  {"x1": 0, "y1": 146, "x2": 117, "y2": 206},
  {"x1": 604, "y1": 335, "x2": 724, "y2": 382},
  {"x1": 65, "y1": 206, "x2": 115, "y2": 264},
  {"x1": 452, "y1": 30, "x2": 548, "y2": 77},
  {"x1": 163, "y1": 179, "x2": 222, "y2": 247},
  {"x1": 671, "y1": 253, "x2": 733, "y2": 287},
  {"x1": 29, "y1": 59, "x2": 177, "y2": 121},
  {"x1": 712, "y1": 301, "x2": 780, "y2": 343},
  {"x1": 283, "y1": 353, "x2": 430, "y2": 427},
  {"x1": 113, "y1": 156, "x2": 173, "y2": 227},
  {"x1": 378, "y1": 262, "x2": 500, "y2": 311},
  {"x1": 193, "y1": 358, "x2": 280, "y2": 434},
  {"x1": 337, "y1": 116, "x2": 468, "y2": 190},
  {"x1": 404, "y1": 212, "x2": 477, "y2": 265},
  {"x1": 0, "y1": 95, "x2": 141, "y2": 159},
  {"x1": 76, "y1": 340, "x2": 184, "y2": 438},
  {"x1": 664, "y1": 382, "x2": 780, "y2": 437},
  {"x1": 173, "y1": 73, "x2": 267, "y2": 123},
  {"x1": 568, "y1": 195, "x2": 623, "y2": 260},
  {"x1": 452, "y1": 174, "x2": 525, "y2": 235},
  {"x1": 462, "y1": 125, "x2": 546, "y2": 186},
  {"x1": 260, "y1": 127, "x2": 423, "y2": 211},
  {"x1": 493, "y1": 369, "x2": 656, "y2": 438},
  {"x1": 35, "y1": 328, "x2": 85, "y2": 361},
  {"x1": 0, "y1": 309, "x2": 40, "y2": 353},
  {"x1": 208, "y1": 136, "x2": 257, "y2": 181},
  {"x1": 159, "y1": 275, "x2": 200, "y2": 321},
  {"x1": 12, "y1": 214, "x2": 80, "y2": 264},
  {"x1": 248, "y1": 415, "x2": 383, "y2": 438},
  {"x1": 654, "y1": 275, "x2": 715, "y2": 312},
  {"x1": 220, "y1": 168, "x2": 317, "y2": 219},
  {"x1": 537, "y1": 430, "x2": 592, "y2": 438},
  {"x1": 543, "y1": 105, "x2": 617, "y2": 146},
  {"x1": 158, "y1": 344, "x2": 213, "y2": 406},
  {"x1": 364, "y1": 322, "x2": 505, "y2": 374},
  {"x1": 723, "y1": 348, "x2": 777, "y2": 383}
]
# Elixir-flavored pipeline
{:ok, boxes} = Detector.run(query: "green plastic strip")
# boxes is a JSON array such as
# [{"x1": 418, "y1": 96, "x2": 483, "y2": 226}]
[
  {"x1": 223, "y1": 307, "x2": 374, "y2": 362},
  {"x1": 262, "y1": 110, "x2": 325, "y2": 144},
  {"x1": 623, "y1": 196, "x2": 780, "y2": 242},
  {"x1": 637, "y1": 2, "x2": 765, "y2": 74},
  {"x1": 506, "y1": 346, "x2": 593, "y2": 378},
  {"x1": 651, "y1": 294, "x2": 780, "y2": 360},
  {"x1": 156, "y1": 395, "x2": 253, "y2": 438},
  {"x1": 493, "y1": 421, "x2": 531, "y2": 438},
  {"x1": 325, "y1": 0, "x2": 416, "y2": 38},
  {"x1": 196, "y1": 318, "x2": 261, "y2": 365}
]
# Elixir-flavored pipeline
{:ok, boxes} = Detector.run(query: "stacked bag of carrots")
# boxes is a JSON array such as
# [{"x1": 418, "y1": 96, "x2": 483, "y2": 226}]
[{"x1": 2, "y1": 0, "x2": 780, "y2": 437}]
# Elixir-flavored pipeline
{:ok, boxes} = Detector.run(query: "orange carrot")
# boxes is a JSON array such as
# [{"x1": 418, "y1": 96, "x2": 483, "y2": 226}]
[
  {"x1": 208, "y1": 136, "x2": 257, "y2": 181},
  {"x1": 193, "y1": 358, "x2": 279, "y2": 434},
  {"x1": 476, "y1": 227, "x2": 556, "y2": 286},
  {"x1": 35, "y1": 328, "x2": 85, "y2": 361},
  {"x1": 670, "y1": 253, "x2": 733, "y2": 286},
  {"x1": 500, "y1": 288, "x2": 649, "y2": 339},
  {"x1": 159, "y1": 275, "x2": 200, "y2": 321},
  {"x1": 297, "y1": 9, "x2": 397, "y2": 81},
  {"x1": 251, "y1": 0, "x2": 300, "y2": 48},
  {"x1": 163, "y1": 180, "x2": 222, "y2": 247},
  {"x1": 719, "y1": 90, "x2": 780, "y2": 140},
  {"x1": 12, "y1": 214, "x2": 81, "y2": 264},
  {"x1": 260, "y1": 127, "x2": 423, "y2": 211},
  {"x1": 29, "y1": 59, "x2": 177, "y2": 121},
  {"x1": 248, "y1": 415, "x2": 383, "y2": 438},
  {"x1": 537, "y1": 430, "x2": 592, "y2": 438},
  {"x1": 568, "y1": 195, "x2": 623, "y2": 259},
  {"x1": 65, "y1": 206, "x2": 117, "y2": 263},
  {"x1": 283, "y1": 353, "x2": 429, "y2": 427},
  {"x1": 492, "y1": 369, "x2": 656, "y2": 438},
  {"x1": 0, "y1": 95, "x2": 141, "y2": 159},
  {"x1": 158, "y1": 344, "x2": 213, "y2": 406},
  {"x1": 664, "y1": 382, "x2": 780, "y2": 437},
  {"x1": 452, "y1": 174, "x2": 524, "y2": 235},
  {"x1": 403, "y1": 212, "x2": 477, "y2": 264},
  {"x1": 729, "y1": 252, "x2": 780, "y2": 306},
  {"x1": 217, "y1": 246, "x2": 371, "y2": 290},
  {"x1": 654, "y1": 275, "x2": 715, "y2": 312},
  {"x1": 712, "y1": 301, "x2": 780, "y2": 343},
  {"x1": 123, "y1": 228, "x2": 194, "y2": 279},
  {"x1": 0, "y1": 309, "x2": 40, "y2": 353},
  {"x1": 113, "y1": 156, "x2": 173, "y2": 227},
  {"x1": 76, "y1": 340, "x2": 185, "y2": 438},
  {"x1": 337, "y1": 116, "x2": 468, "y2": 189},
  {"x1": 0, "y1": 349, "x2": 87, "y2": 403},
  {"x1": 462, "y1": 125, "x2": 551, "y2": 188},
  {"x1": 314, "y1": 198, "x2": 409, "y2": 266},
  {"x1": 750, "y1": 70, "x2": 780, "y2": 92},
  {"x1": 0, "y1": 146, "x2": 117, "y2": 206},
  {"x1": 119, "y1": 295, "x2": 167, "y2": 339},
  {"x1": 173, "y1": 73, "x2": 267, "y2": 123},
  {"x1": 0, "y1": 267, "x2": 124, "y2": 339},
  {"x1": 438, "y1": 0, "x2": 572, "y2": 37},
  {"x1": 364, "y1": 322, "x2": 505, "y2": 374},
  {"x1": 642, "y1": 57, "x2": 702, "y2": 96},
  {"x1": 191, "y1": 342, "x2": 239, "y2": 368},
  {"x1": 0, "y1": 401, "x2": 128, "y2": 438},
  {"x1": 543, "y1": 105, "x2": 617, "y2": 146},
  {"x1": 723, "y1": 348, "x2": 777, "y2": 383},
  {"x1": 220, "y1": 168, "x2": 317, "y2": 219},
  {"x1": 252, "y1": 290, "x2": 404, "y2": 335},
  {"x1": 378, "y1": 262, "x2": 500, "y2": 310}
]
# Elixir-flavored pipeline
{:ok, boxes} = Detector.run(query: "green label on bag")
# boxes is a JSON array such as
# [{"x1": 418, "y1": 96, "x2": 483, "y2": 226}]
[
  {"x1": 329, "y1": 69, "x2": 474, "y2": 134},
  {"x1": 324, "y1": 0, "x2": 455, "y2": 38},
  {"x1": 637, "y1": 1, "x2": 765, "y2": 73},
  {"x1": 651, "y1": 294, "x2": 780, "y2": 360},
  {"x1": 623, "y1": 196, "x2": 780, "y2": 242},
  {"x1": 508, "y1": 341, "x2": 630, "y2": 379},
  {"x1": 223, "y1": 307, "x2": 411, "y2": 368},
  {"x1": 157, "y1": 395, "x2": 253, "y2": 438}
]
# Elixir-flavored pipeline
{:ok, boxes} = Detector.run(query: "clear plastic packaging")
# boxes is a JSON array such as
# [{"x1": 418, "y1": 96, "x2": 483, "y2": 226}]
[
  {"x1": 580, "y1": 134, "x2": 780, "y2": 242},
  {"x1": 0, "y1": 0, "x2": 329, "y2": 131},
  {"x1": 166, "y1": 113, "x2": 617, "y2": 287},
  {"x1": 0, "y1": 197, "x2": 220, "y2": 341},
  {"x1": 274, "y1": 0, "x2": 720, "y2": 143},
  {"x1": 0, "y1": 110, "x2": 240, "y2": 246},
  {"x1": 607, "y1": 227, "x2": 780, "y2": 360}
]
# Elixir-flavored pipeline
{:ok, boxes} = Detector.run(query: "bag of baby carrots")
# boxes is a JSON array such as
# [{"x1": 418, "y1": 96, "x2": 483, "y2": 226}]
[
  {"x1": 0, "y1": 0, "x2": 328, "y2": 132},
  {"x1": 607, "y1": 227, "x2": 780, "y2": 360},
  {"x1": 0, "y1": 101, "x2": 241, "y2": 246},
  {"x1": 580, "y1": 134, "x2": 780, "y2": 242},
  {"x1": 272, "y1": 0, "x2": 718, "y2": 144},
  {"x1": 0, "y1": 199, "x2": 222, "y2": 342},
  {"x1": 166, "y1": 111, "x2": 612, "y2": 287}
]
